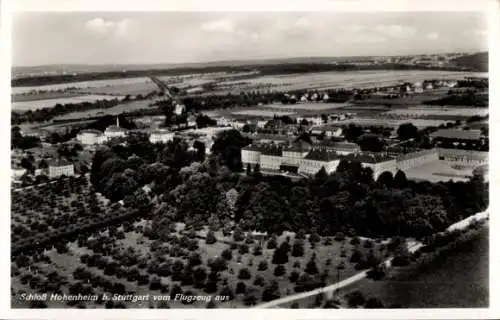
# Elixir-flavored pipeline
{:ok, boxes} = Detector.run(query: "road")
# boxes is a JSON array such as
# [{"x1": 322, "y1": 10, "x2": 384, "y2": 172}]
[{"x1": 254, "y1": 209, "x2": 488, "y2": 309}]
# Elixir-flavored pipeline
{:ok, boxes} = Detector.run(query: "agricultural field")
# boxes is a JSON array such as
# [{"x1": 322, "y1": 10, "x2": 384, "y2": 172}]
[
  {"x1": 262, "y1": 103, "x2": 347, "y2": 111},
  {"x1": 12, "y1": 91, "x2": 86, "y2": 102},
  {"x1": 52, "y1": 100, "x2": 154, "y2": 121},
  {"x1": 211, "y1": 70, "x2": 484, "y2": 93},
  {"x1": 231, "y1": 110, "x2": 296, "y2": 117},
  {"x1": 332, "y1": 118, "x2": 453, "y2": 129},
  {"x1": 12, "y1": 77, "x2": 152, "y2": 95},
  {"x1": 77, "y1": 82, "x2": 158, "y2": 96},
  {"x1": 11, "y1": 177, "x2": 392, "y2": 309},
  {"x1": 383, "y1": 107, "x2": 488, "y2": 118},
  {"x1": 12, "y1": 95, "x2": 126, "y2": 112}
]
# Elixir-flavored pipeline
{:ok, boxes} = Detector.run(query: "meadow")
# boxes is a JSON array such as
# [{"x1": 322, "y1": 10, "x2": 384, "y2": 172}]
[
  {"x1": 12, "y1": 77, "x2": 152, "y2": 95},
  {"x1": 12, "y1": 95, "x2": 126, "y2": 112},
  {"x1": 52, "y1": 100, "x2": 154, "y2": 121},
  {"x1": 383, "y1": 107, "x2": 488, "y2": 117}
]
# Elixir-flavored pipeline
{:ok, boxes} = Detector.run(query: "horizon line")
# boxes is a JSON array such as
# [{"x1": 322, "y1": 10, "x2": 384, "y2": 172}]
[{"x1": 12, "y1": 50, "x2": 487, "y2": 69}]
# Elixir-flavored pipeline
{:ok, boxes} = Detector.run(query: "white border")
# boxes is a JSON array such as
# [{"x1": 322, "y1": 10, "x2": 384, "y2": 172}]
[{"x1": 1, "y1": 0, "x2": 499, "y2": 319}]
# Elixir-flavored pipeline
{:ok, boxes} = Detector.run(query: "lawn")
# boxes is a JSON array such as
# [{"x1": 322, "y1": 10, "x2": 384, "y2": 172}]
[{"x1": 77, "y1": 82, "x2": 158, "y2": 96}]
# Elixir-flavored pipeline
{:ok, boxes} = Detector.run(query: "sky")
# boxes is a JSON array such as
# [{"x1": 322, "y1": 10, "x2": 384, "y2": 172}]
[{"x1": 12, "y1": 11, "x2": 488, "y2": 66}]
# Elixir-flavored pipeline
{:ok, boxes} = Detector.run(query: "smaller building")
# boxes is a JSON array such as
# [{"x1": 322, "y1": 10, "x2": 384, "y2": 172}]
[
  {"x1": 47, "y1": 160, "x2": 75, "y2": 178},
  {"x1": 298, "y1": 149, "x2": 341, "y2": 176},
  {"x1": 149, "y1": 129, "x2": 175, "y2": 144},
  {"x1": 11, "y1": 166, "x2": 27, "y2": 180}
]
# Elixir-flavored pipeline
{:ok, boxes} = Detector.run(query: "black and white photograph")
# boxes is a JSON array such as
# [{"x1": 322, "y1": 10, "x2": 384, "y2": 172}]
[{"x1": 2, "y1": 0, "x2": 497, "y2": 318}]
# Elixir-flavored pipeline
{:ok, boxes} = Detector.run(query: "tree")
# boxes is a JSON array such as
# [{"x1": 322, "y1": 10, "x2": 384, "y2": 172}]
[
  {"x1": 346, "y1": 290, "x2": 366, "y2": 308},
  {"x1": 305, "y1": 255, "x2": 319, "y2": 275},
  {"x1": 221, "y1": 248, "x2": 233, "y2": 261},
  {"x1": 206, "y1": 230, "x2": 217, "y2": 245},
  {"x1": 238, "y1": 268, "x2": 252, "y2": 280},
  {"x1": 236, "y1": 282, "x2": 247, "y2": 294},
  {"x1": 267, "y1": 235, "x2": 277, "y2": 249},
  {"x1": 272, "y1": 242, "x2": 289, "y2": 265},
  {"x1": 358, "y1": 134, "x2": 385, "y2": 152},
  {"x1": 393, "y1": 170, "x2": 408, "y2": 189},
  {"x1": 274, "y1": 265, "x2": 286, "y2": 277},
  {"x1": 377, "y1": 171, "x2": 394, "y2": 188},
  {"x1": 246, "y1": 163, "x2": 252, "y2": 176},
  {"x1": 315, "y1": 167, "x2": 328, "y2": 180},
  {"x1": 291, "y1": 240, "x2": 305, "y2": 257},
  {"x1": 233, "y1": 227, "x2": 245, "y2": 242},
  {"x1": 258, "y1": 260, "x2": 269, "y2": 271},
  {"x1": 397, "y1": 123, "x2": 419, "y2": 141},
  {"x1": 365, "y1": 298, "x2": 384, "y2": 308},
  {"x1": 262, "y1": 280, "x2": 280, "y2": 302}
]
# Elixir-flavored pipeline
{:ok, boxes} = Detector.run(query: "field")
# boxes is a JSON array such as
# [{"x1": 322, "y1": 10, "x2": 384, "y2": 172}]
[
  {"x1": 231, "y1": 110, "x2": 296, "y2": 117},
  {"x1": 332, "y1": 118, "x2": 453, "y2": 129},
  {"x1": 383, "y1": 107, "x2": 488, "y2": 117},
  {"x1": 12, "y1": 95, "x2": 125, "y2": 112},
  {"x1": 211, "y1": 70, "x2": 484, "y2": 93},
  {"x1": 12, "y1": 91, "x2": 86, "y2": 102},
  {"x1": 77, "y1": 82, "x2": 158, "y2": 96},
  {"x1": 11, "y1": 178, "x2": 391, "y2": 309},
  {"x1": 11, "y1": 77, "x2": 152, "y2": 95},
  {"x1": 262, "y1": 103, "x2": 347, "y2": 111},
  {"x1": 52, "y1": 100, "x2": 155, "y2": 121}
]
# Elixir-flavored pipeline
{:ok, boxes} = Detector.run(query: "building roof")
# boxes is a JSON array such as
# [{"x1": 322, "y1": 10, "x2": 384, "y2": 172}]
[
  {"x1": 284, "y1": 141, "x2": 312, "y2": 153},
  {"x1": 243, "y1": 143, "x2": 283, "y2": 156},
  {"x1": 343, "y1": 152, "x2": 395, "y2": 164},
  {"x1": 105, "y1": 125, "x2": 127, "y2": 133},
  {"x1": 304, "y1": 149, "x2": 342, "y2": 161},
  {"x1": 315, "y1": 140, "x2": 360, "y2": 151},
  {"x1": 48, "y1": 159, "x2": 73, "y2": 167},
  {"x1": 80, "y1": 129, "x2": 103, "y2": 135},
  {"x1": 430, "y1": 129, "x2": 483, "y2": 140}
]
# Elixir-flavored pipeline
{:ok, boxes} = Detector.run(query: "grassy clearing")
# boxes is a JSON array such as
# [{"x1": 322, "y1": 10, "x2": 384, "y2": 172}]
[{"x1": 53, "y1": 100, "x2": 154, "y2": 121}]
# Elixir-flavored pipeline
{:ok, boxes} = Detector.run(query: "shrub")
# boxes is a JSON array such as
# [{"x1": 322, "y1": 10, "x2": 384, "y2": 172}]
[
  {"x1": 239, "y1": 244, "x2": 249, "y2": 255},
  {"x1": 289, "y1": 271, "x2": 300, "y2": 282},
  {"x1": 350, "y1": 237, "x2": 361, "y2": 245},
  {"x1": 236, "y1": 282, "x2": 246, "y2": 294},
  {"x1": 267, "y1": 236, "x2": 277, "y2": 249},
  {"x1": 291, "y1": 241, "x2": 305, "y2": 257},
  {"x1": 334, "y1": 232, "x2": 345, "y2": 242},
  {"x1": 221, "y1": 248, "x2": 233, "y2": 261},
  {"x1": 257, "y1": 261, "x2": 268, "y2": 271},
  {"x1": 274, "y1": 265, "x2": 286, "y2": 277},
  {"x1": 253, "y1": 276, "x2": 265, "y2": 287},
  {"x1": 206, "y1": 230, "x2": 217, "y2": 245},
  {"x1": 238, "y1": 268, "x2": 252, "y2": 280}
]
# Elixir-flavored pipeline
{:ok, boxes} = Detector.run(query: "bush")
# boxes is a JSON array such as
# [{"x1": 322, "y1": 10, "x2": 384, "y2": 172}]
[
  {"x1": 239, "y1": 244, "x2": 249, "y2": 255},
  {"x1": 274, "y1": 265, "x2": 286, "y2": 277},
  {"x1": 252, "y1": 244, "x2": 263, "y2": 256},
  {"x1": 257, "y1": 260, "x2": 268, "y2": 271},
  {"x1": 206, "y1": 230, "x2": 217, "y2": 245},
  {"x1": 236, "y1": 282, "x2": 246, "y2": 294},
  {"x1": 291, "y1": 241, "x2": 305, "y2": 257},
  {"x1": 238, "y1": 268, "x2": 252, "y2": 280},
  {"x1": 334, "y1": 232, "x2": 345, "y2": 242},
  {"x1": 346, "y1": 290, "x2": 365, "y2": 308},
  {"x1": 289, "y1": 271, "x2": 300, "y2": 282},
  {"x1": 291, "y1": 302, "x2": 300, "y2": 308},
  {"x1": 365, "y1": 297, "x2": 384, "y2": 308},
  {"x1": 309, "y1": 232, "x2": 321, "y2": 244},
  {"x1": 267, "y1": 236, "x2": 277, "y2": 249},
  {"x1": 221, "y1": 248, "x2": 233, "y2": 261},
  {"x1": 350, "y1": 237, "x2": 361, "y2": 245},
  {"x1": 363, "y1": 240, "x2": 374, "y2": 249},
  {"x1": 233, "y1": 228, "x2": 245, "y2": 242},
  {"x1": 253, "y1": 276, "x2": 265, "y2": 287}
]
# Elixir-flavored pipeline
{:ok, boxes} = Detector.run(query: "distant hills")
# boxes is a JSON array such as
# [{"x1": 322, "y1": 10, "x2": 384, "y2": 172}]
[{"x1": 450, "y1": 52, "x2": 488, "y2": 72}]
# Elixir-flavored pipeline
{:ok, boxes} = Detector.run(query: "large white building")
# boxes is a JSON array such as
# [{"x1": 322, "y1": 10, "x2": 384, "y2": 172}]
[
  {"x1": 298, "y1": 149, "x2": 341, "y2": 176},
  {"x1": 76, "y1": 129, "x2": 107, "y2": 145},
  {"x1": 48, "y1": 160, "x2": 75, "y2": 178},
  {"x1": 149, "y1": 129, "x2": 175, "y2": 144}
]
